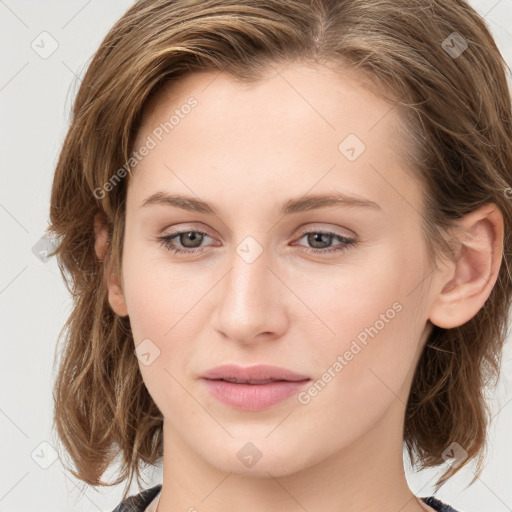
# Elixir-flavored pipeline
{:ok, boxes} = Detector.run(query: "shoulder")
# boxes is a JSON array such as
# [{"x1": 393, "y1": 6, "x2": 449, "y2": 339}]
[
  {"x1": 421, "y1": 496, "x2": 463, "y2": 512},
  {"x1": 111, "y1": 484, "x2": 163, "y2": 512}
]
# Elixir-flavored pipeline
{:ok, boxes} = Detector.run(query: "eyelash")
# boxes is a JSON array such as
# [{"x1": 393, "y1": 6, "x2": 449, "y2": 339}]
[{"x1": 157, "y1": 228, "x2": 357, "y2": 256}]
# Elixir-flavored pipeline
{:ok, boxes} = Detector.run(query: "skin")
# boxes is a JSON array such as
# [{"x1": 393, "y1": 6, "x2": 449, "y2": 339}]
[{"x1": 94, "y1": 62, "x2": 503, "y2": 512}]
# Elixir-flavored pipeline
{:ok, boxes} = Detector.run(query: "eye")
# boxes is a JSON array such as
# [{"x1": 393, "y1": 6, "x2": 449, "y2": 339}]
[
  {"x1": 157, "y1": 228, "x2": 358, "y2": 256},
  {"x1": 293, "y1": 230, "x2": 357, "y2": 255},
  {"x1": 158, "y1": 229, "x2": 213, "y2": 255}
]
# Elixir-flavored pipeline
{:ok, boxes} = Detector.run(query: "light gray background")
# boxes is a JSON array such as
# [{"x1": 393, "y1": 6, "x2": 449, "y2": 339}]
[{"x1": 1, "y1": 1, "x2": 511, "y2": 511}]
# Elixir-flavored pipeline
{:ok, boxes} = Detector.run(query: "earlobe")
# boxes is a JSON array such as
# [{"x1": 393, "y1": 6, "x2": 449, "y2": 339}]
[
  {"x1": 106, "y1": 270, "x2": 129, "y2": 317},
  {"x1": 428, "y1": 204, "x2": 504, "y2": 329},
  {"x1": 93, "y1": 211, "x2": 129, "y2": 317}
]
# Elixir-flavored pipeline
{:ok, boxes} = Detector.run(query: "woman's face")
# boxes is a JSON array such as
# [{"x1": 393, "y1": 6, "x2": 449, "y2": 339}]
[{"x1": 115, "y1": 62, "x2": 440, "y2": 476}]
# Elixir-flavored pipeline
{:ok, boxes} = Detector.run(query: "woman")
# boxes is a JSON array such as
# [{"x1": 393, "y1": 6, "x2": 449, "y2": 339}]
[{"x1": 47, "y1": 1, "x2": 512, "y2": 511}]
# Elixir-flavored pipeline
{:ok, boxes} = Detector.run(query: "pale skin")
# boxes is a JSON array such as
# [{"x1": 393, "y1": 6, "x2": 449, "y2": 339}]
[{"x1": 94, "y1": 62, "x2": 504, "y2": 512}]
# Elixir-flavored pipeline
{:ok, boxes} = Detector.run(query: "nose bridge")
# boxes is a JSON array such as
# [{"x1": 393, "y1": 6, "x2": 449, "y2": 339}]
[
  {"x1": 225, "y1": 236, "x2": 272, "y2": 313},
  {"x1": 213, "y1": 234, "x2": 286, "y2": 342}
]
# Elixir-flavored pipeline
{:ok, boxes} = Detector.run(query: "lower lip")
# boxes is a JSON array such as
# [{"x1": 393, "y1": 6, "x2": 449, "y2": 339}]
[{"x1": 201, "y1": 378, "x2": 310, "y2": 411}]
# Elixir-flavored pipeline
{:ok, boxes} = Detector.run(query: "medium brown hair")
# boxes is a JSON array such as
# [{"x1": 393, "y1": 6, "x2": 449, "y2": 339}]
[{"x1": 47, "y1": 0, "x2": 512, "y2": 500}]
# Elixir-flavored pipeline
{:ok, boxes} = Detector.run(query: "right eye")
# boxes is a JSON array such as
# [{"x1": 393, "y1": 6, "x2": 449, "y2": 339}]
[{"x1": 158, "y1": 229, "x2": 213, "y2": 255}]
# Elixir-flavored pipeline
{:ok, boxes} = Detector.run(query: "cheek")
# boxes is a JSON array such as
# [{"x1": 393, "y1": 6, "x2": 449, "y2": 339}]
[
  {"x1": 293, "y1": 302, "x2": 419, "y2": 451},
  {"x1": 120, "y1": 239, "x2": 212, "y2": 392},
  {"x1": 122, "y1": 255, "x2": 200, "y2": 417},
  {"x1": 299, "y1": 240, "x2": 426, "y2": 389},
  {"x1": 121, "y1": 236, "x2": 201, "y2": 342},
  {"x1": 307, "y1": 249, "x2": 402, "y2": 339}
]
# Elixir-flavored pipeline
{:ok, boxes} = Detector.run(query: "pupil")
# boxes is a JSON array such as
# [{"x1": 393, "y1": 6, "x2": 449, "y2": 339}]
[
  {"x1": 308, "y1": 233, "x2": 331, "y2": 248},
  {"x1": 182, "y1": 232, "x2": 202, "y2": 248}
]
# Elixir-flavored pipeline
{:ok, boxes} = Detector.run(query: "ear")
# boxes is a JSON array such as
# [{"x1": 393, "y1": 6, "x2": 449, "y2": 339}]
[
  {"x1": 94, "y1": 211, "x2": 128, "y2": 317},
  {"x1": 428, "y1": 203, "x2": 504, "y2": 329}
]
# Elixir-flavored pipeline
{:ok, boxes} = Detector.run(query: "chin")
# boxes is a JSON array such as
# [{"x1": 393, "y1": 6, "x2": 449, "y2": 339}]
[{"x1": 197, "y1": 435, "x2": 317, "y2": 478}]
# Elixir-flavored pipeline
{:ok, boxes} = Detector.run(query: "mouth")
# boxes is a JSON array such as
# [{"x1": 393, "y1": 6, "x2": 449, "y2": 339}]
[
  {"x1": 200, "y1": 364, "x2": 311, "y2": 411},
  {"x1": 201, "y1": 363, "x2": 310, "y2": 382},
  {"x1": 214, "y1": 376, "x2": 309, "y2": 385}
]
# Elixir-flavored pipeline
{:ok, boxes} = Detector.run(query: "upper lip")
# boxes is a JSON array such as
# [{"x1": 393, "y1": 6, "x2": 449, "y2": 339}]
[{"x1": 201, "y1": 364, "x2": 310, "y2": 383}]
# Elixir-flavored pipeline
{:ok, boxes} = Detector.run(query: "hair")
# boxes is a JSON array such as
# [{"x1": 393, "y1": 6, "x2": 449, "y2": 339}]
[{"x1": 46, "y1": 0, "x2": 512, "y2": 501}]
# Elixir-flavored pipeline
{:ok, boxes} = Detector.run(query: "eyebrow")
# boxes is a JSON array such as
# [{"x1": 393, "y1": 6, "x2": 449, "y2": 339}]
[{"x1": 140, "y1": 191, "x2": 382, "y2": 215}]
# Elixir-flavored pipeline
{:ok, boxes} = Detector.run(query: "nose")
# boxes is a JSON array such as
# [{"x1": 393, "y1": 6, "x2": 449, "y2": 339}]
[{"x1": 211, "y1": 242, "x2": 288, "y2": 346}]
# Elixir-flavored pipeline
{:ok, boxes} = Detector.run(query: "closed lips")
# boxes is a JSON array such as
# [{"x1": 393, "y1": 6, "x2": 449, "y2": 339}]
[
  {"x1": 218, "y1": 378, "x2": 298, "y2": 384},
  {"x1": 201, "y1": 364, "x2": 310, "y2": 383},
  {"x1": 201, "y1": 364, "x2": 312, "y2": 411}
]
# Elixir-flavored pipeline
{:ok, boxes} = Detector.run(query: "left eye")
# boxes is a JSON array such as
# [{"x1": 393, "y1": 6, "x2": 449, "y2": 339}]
[
  {"x1": 294, "y1": 231, "x2": 357, "y2": 254},
  {"x1": 157, "y1": 229, "x2": 357, "y2": 255}
]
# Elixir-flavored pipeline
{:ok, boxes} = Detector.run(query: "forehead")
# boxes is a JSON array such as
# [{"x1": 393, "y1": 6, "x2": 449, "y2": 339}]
[
  {"x1": 129, "y1": 62, "x2": 421, "y2": 220},
  {"x1": 139, "y1": 63, "x2": 401, "y2": 141}
]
